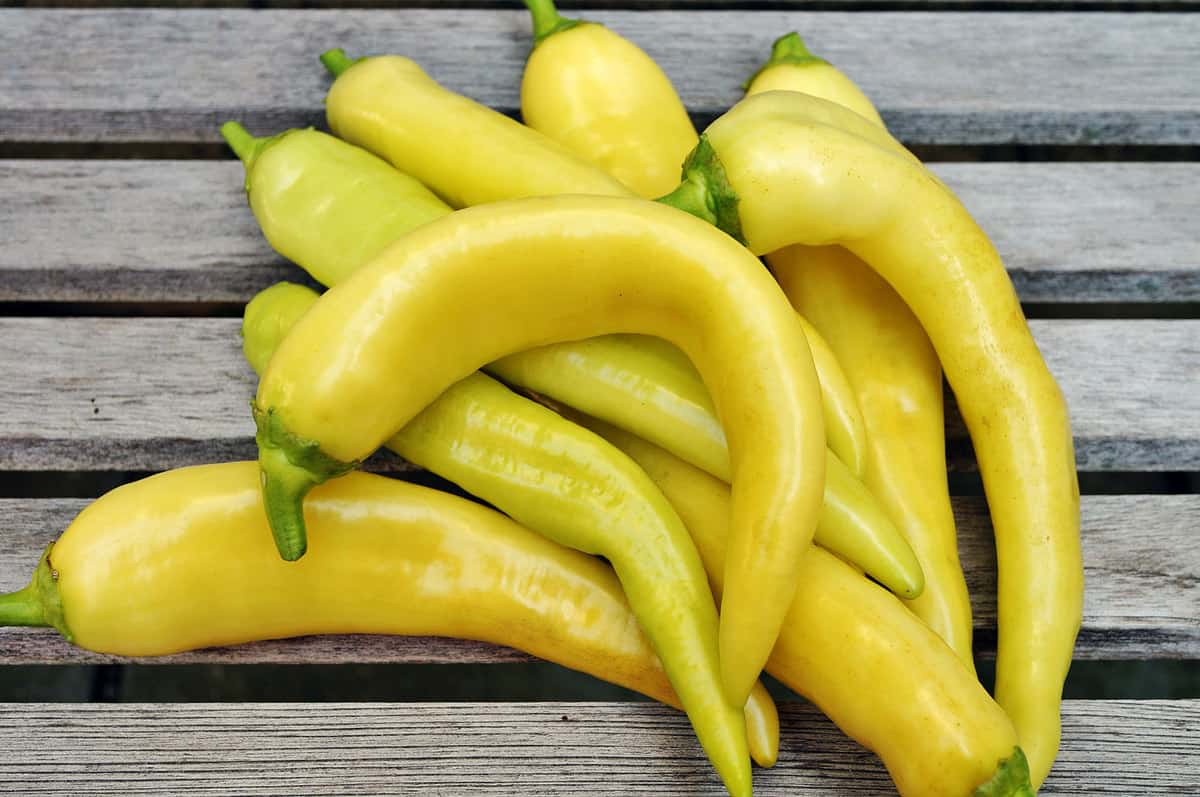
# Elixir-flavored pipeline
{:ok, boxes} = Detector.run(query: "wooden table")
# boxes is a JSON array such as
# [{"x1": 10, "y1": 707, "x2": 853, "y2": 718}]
[{"x1": 1, "y1": 4, "x2": 1197, "y2": 794}]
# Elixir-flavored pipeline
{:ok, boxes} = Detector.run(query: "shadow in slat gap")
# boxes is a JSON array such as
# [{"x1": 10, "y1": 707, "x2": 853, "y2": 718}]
[
  {"x1": 6, "y1": 0, "x2": 1200, "y2": 11},
  {"x1": 0, "y1": 660, "x2": 1195, "y2": 702},
  {"x1": 4, "y1": 302, "x2": 1199, "y2": 319},
  {"x1": 1, "y1": 141, "x2": 1198, "y2": 163},
  {"x1": 5, "y1": 470, "x2": 1198, "y2": 500}
]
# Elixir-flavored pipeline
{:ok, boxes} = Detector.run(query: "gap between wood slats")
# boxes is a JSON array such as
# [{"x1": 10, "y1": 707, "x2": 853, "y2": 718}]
[
  {"x1": 4, "y1": 302, "x2": 1199, "y2": 319},
  {"x1": 2, "y1": 140, "x2": 1198, "y2": 163},
  {"x1": 6, "y1": 0, "x2": 1200, "y2": 11}
]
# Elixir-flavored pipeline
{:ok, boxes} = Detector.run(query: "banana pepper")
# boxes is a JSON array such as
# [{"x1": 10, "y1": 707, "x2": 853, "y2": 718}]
[
  {"x1": 582, "y1": 424, "x2": 1035, "y2": 797},
  {"x1": 660, "y1": 90, "x2": 1083, "y2": 785},
  {"x1": 243, "y1": 282, "x2": 777, "y2": 787},
  {"x1": 251, "y1": 194, "x2": 826, "y2": 711},
  {"x1": 225, "y1": 123, "x2": 918, "y2": 601},
  {"x1": 0, "y1": 461, "x2": 778, "y2": 776},
  {"x1": 519, "y1": 0, "x2": 697, "y2": 199},
  {"x1": 744, "y1": 33, "x2": 975, "y2": 670}
]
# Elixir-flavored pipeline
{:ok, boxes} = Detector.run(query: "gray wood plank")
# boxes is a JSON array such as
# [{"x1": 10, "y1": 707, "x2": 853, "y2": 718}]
[
  {"x1": 4, "y1": 161, "x2": 1197, "y2": 303},
  {"x1": 0, "y1": 318, "x2": 1195, "y2": 472},
  {"x1": 1, "y1": 10, "x2": 1198, "y2": 145},
  {"x1": 0, "y1": 701, "x2": 1193, "y2": 794},
  {"x1": 1, "y1": 494, "x2": 1196, "y2": 663}
]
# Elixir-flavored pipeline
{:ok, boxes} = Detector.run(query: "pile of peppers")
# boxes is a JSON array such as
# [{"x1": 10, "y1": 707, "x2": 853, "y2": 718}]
[{"x1": 0, "y1": 4, "x2": 1083, "y2": 795}]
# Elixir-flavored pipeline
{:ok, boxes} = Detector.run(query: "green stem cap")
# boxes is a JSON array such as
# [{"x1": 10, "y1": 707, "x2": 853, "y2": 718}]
[
  {"x1": 743, "y1": 32, "x2": 827, "y2": 90},
  {"x1": 0, "y1": 544, "x2": 72, "y2": 642},
  {"x1": 973, "y1": 747, "x2": 1036, "y2": 797},
  {"x1": 254, "y1": 404, "x2": 359, "y2": 561},
  {"x1": 655, "y1": 136, "x2": 746, "y2": 246},
  {"x1": 524, "y1": 0, "x2": 584, "y2": 47},
  {"x1": 320, "y1": 48, "x2": 367, "y2": 78}
]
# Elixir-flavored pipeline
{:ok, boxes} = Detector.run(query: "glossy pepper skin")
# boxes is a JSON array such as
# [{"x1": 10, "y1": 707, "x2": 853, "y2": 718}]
[
  {"x1": 668, "y1": 90, "x2": 1083, "y2": 785},
  {"x1": 744, "y1": 34, "x2": 975, "y2": 670},
  {"x1": 225, "y1": 123, "x2": 910, "y2": 601},
  {"x1": 519, "y1": 0, "x2": 697, "y2": 198},
  {"x1": 319, "y1": 49, "x2": 630, "y2": 206},
  {"x1": 0, "y1": 464, "x2": 756, "y2": 742},
  {"x1": 243, "y1": 283, "x2": 776, "y2": 784},
  {"x1": 583, "y1": 425, "x2": 1035, "y2": 797},
  {"x1": 314, "y1": 54, "x2": 867, "y2": 479},
  {"x1": 252, "y1": 195, "x2": 826, "y2": 712}
]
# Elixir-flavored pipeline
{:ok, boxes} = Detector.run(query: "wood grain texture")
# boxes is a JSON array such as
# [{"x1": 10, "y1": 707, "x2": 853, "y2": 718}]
[
  {"x1": 0, "y1": 318, "x2": 1196, "y2": 471},
  {"x1": 0, "y1": 701, "x2": 1194, "y2": 794},
  {"x1": 1, "y1": 10, "x2": 1198, "y2": 145},
  {"x1": 1, "y1": 494, "x2": 1196, "y2": 663},
  {"x1": 3, "y1": 160, "x2": 1197, "y2": 303}
]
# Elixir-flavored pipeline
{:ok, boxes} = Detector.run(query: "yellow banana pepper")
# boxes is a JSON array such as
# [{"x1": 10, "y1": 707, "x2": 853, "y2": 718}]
[
  {"x1": 0, "y1": 461, "x2": 777, "y2": 781},
  {"x1": 519, "y1": 0, "x2": 697, "y2": 198},
  {"x1": 585, "y1": 426, "x2": 1034, "y2": 797},
  {"x1": 744, "y1": 33, "x2": 975, "y2": 670},
  {"x1": 313, "y1": 55, "x2": 868, "y2": 478},
  {"x1": 243, "y1": 282, "x2": 778, "y2": 784},
  {"x1": 319, "y1": 48, "x2": 629, "y2": 205},
  {"x1": 661, "y1": 90, "x2": 1083, "y2": 785},
  {"x1": 252, "y1": 195, "x2": 826, "y2": 711}
]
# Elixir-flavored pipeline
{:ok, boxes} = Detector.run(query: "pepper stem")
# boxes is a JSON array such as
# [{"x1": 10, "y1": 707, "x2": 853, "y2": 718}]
[
  {"x1": 524, "y1": 0, "x2": 584, "y2": 47},
  {"x1": 742, "y1": 32, "x2": 826, "y2": 90},
  {"x1": 655, "y1": 136, "x2": 746, "y2": 246},
  {"x1": 0, "y1": 582, "x2": 46, "y2": 628},
  {"x1": 258, "y1": 443, "x2": 318, "y2": 561},
  {"x1": 219, "y1": 121, "x2": 264, "y2": 167},
  {"x1": 320, "y1": 48, "x2": 362, "y2": 78},
  {"x1": 972, "y1": 747, "x2": 1036, "y2": 797}
]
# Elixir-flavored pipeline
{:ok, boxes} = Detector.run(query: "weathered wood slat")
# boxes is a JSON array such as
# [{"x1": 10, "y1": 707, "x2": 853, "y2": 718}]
[
  {"x1": 4, "y1": 161, "x2": 1196, "y2": 303},
  {"x1": 1, "y1": 494, "x2": 1196, "y2": 663},
  {"x1": 0, "y1": 318, "x2": 1195, "y2": 472},
  {"x1": 0, "y1": 701, "x2": 1194, "y2": 794},
  {"x1": 1, "y1": 10, "x2": 1198, "y2": 145}
]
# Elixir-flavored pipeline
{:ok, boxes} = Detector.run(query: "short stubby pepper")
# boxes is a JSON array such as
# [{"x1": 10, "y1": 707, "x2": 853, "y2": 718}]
[
  {"x1": 659, "y1": 90, "x2": 1083, "y2": 786},
  {"x1": 252, "y1": 195, "x2": 827, "y2": 712},
  {"x1": 584, "y1": 424, "x2": 1036, "y2": 797},
  {"x1": 519, "y1": 0, "x2": 698, "y2": 198},
  {"x1": 243, "y1": 283, "x2": 778, "y2": 785},
  {"x1": 743, "y1": 33, "x2": 976, "y2": 671},
  {"x1": 0, "y1": 460, "x2": 774, "y2": 776}
]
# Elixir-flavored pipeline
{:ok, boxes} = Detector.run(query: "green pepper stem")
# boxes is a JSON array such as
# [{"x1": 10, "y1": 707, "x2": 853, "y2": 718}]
[
  {"x1": 654, "y1": 136, "x2": 746, "y2": 246},
  {"x1": 320, "y1": 48, "x2": 359, "y2": 78},
  {"x1": 0, "y1": 582, "x2": 46, "y2": 628},
  {"x1": 656, "y1": 177, "x2": 717, "y2": 228},
  {"x1": 219, "y1": 121, "x2": 263, "y2": 167},
  {"x1": 258, "y1": 444, "x2": 318, "y2": 561},
  {"x1": 524, "y1": 0, "x2": 584, "y2": 47},
  {"x1": 972, "y1": 747, "x2": 1036, "y2": 797},
  {"x1": 742, "y1": 31, "x2": 826, "y2": 90}
]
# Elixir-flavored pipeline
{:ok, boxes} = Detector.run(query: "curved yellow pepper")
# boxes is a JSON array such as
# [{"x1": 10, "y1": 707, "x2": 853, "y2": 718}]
[
  {"x1": 319, "y1": 49, "x2": 629, "y2": 206},
  {"x1": 744, "y1": 34, "x2": 975, "y2": 670},
  {"x1": 0, "y1": 461, "x2": 777, "y2": 778},
  {"x1": 519, "y1": 0, "x2": 697, "y2": 198},
  {"x1": 666, "y1": 90, "x2": 1082, "y2": 785},
  {"x1": 314, "y1": 53, "x2": 868, "y2": 478},
  {"x1": 253, "y1": 195, "x2": 826, "y2": 710},
  {"x1": 223, "y1": 121, "x2": 909, "y2": 600},
  {"x1": 243, "y1": 282, "x2": 778, "y2": 783},
  {"x1": 585, "y1": 427, "x2": 1034, "y2": 797}
]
